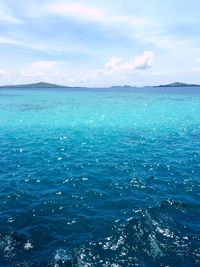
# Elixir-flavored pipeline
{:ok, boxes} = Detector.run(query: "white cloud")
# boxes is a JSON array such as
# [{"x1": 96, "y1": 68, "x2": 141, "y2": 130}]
[
  {"x1": 0, "y1": 68, "x2": 9, "y2": 76},
  {"x1": 53, "y1": 72, "x2": 68, "y2": 78},
  {"x1": 31, "y1": 61, "x2": 63, "y2": 70},
  {"x1": 192, "y1": 67, "x2": 200, "y2": 72},
  {"x1": 105, "y1": 51, "x2": 155, "y2": 71},
  {"x1": 0, "y1": 5, "x2": 22, "y2": 24},
  {"x1": 46, "y1": 3, "x2": 104, "y2": 22},
  {"x1": 43, "y1": 2, "x2": 150, "y2": 28},
  {"x1": 114, "y1": 16, "x2": 149, "y2": 27},
  {"x1": 105, "y1": 57, "x2": 122, "y2": 70},
  {"x1": 21, "y1": 70, "x2": 43, "y2": 77},
  {"x1": 20, "y1": 63, "x2": 66, "y2": 80},
  {"x1": 0, "y1": 36, "x2": 18, "y2": 45},
  {"x1": 0, "y1": 35, "x2": 49, "y2": 52}
]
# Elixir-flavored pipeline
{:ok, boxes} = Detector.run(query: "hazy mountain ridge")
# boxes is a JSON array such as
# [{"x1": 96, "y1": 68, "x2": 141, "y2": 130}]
[
  {"x1": 155, "y1": 82, "x2": 200, "y2": 87},
  {"x1": 0, "y1": 82, "x2": 69, "y2": 88},
  {"x1": 0, "y1": 81, "x2": 200, "y2": 89}
]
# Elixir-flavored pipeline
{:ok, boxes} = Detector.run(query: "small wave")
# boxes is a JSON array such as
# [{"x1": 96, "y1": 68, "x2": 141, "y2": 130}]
[
  {"x1": 0, "y1": 232, "x2": 34, "y2": 266},
  {"x1": 49, "y1": 248, "x2": 79, "y2": 267},
  {"x1": 53, "y1": 199, "x2": 199, "y2": 267}
]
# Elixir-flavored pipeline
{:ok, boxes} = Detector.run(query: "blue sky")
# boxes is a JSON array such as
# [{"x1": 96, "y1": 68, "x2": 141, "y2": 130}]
[{"x1": 0, "y1": 0, "x2": 200, "y2": 86}]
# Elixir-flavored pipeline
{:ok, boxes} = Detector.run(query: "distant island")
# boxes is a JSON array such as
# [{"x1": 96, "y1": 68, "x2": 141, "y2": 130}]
[
  {"x1": 0, "y1": 82, "x2": 69, "y2": 89},
  {"x1": 110, "y1": 85, "x2": 135, "y2": 89},
  {"x1": 0, "y1": 81, "x2": 200, "y2": 89},
  {"x1": 155, "y1": 82, "x2": 200, "y2": 87}
]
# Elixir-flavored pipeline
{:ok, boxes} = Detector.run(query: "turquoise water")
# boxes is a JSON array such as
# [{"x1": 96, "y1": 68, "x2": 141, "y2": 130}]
[{"x1": 0, "y1": 87, "x2": 199, "y2": 266}]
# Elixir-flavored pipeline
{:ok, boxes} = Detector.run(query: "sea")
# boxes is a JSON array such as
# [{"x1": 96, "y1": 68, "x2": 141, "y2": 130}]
[{"x1": 0, "y1": 86, "x2": 199, "y2": 266}]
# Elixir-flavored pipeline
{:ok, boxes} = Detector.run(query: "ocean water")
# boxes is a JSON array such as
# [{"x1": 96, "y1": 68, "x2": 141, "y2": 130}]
[{"x1": 0, "y1": 87, "x2": 199, "y2": 266}]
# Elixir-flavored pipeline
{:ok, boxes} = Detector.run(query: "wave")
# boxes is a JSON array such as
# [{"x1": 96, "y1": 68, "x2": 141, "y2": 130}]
[
  {"x1": 48, "y1": 199, "x2": 200, "y2": 267},
  {"x1": 0, "y1": 199, "x2": 199, "y2": 266}
]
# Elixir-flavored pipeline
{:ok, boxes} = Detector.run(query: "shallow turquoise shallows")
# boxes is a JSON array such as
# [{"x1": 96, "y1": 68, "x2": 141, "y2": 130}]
[{"x1": 0, "y1": 87, "x2": 199, "y2": 266}]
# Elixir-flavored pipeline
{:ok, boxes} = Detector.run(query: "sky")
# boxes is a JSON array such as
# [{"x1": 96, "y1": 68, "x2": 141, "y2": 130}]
[{"x1": 0, "y1": 0, "x2": 200, "y2": 87}]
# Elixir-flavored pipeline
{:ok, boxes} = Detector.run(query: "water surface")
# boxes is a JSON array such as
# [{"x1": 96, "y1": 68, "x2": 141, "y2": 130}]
[{"x1": 0, "y1": 87, "x2": 200, "y2": 266}]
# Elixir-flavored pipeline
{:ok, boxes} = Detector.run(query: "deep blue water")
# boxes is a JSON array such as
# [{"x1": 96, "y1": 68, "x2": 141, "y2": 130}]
[{"x1": 0, "y1": 87, "x2": 199, "y2": 266}]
